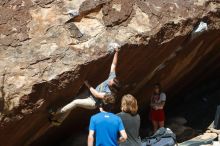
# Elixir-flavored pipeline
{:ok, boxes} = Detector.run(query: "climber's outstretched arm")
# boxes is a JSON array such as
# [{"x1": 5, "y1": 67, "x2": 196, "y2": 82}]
[
  {"x1": 84, "y1": 81, "x2": 105, "y2": 99},
  {"x1": 110, "y1": 48, "x2": 119, "y2": 73}
]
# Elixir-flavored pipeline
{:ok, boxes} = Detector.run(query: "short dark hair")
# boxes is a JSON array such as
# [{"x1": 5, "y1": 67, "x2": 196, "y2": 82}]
[
  {"x1": 154, "y1": 83, "x2": 161, "y2": 88},
  {"x1": 154, "y1": 83, "x2": 162, "y2": 93},
  {"x1": 101, "y1": 94, "x2": 115, "y2": 112}
]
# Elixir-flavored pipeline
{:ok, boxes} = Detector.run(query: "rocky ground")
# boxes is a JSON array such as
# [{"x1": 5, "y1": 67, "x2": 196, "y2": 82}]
[{"x1": 0, "y1": 0, "x2": 220, "y2": 145}]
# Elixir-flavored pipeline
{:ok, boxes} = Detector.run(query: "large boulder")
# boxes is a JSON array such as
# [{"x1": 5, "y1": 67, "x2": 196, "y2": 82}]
[{"x1": 0, "y1": 0, "x2": 219, "y2": 145}]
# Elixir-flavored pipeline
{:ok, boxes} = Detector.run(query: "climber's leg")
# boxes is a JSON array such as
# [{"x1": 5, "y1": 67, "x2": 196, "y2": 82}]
[
  {"x1": 51, "y1": 97, "x2": 96, "y2": 125},
  {"x1": 59, "y1": 96, "x2": 96, "y2": 113},
  {"x1": 50, "y1": 90, "x2": 96, "y2": 125}
]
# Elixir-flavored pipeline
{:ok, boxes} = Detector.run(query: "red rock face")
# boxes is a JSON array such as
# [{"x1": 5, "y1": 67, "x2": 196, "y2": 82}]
[
  {"x1": 0, "y1": 0, "x2": 220, "y2": 145},
  {"x1": 0, "y1": 0, "x2": 32, "y2": 47},
  {"x1": 102, "y1": 0, "x2": 135, "y2": 27}
]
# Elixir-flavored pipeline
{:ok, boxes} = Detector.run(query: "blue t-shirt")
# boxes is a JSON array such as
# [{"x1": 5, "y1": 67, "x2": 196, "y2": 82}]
[
  {"x1": 96, "y1": 72, "x2": 116, "y2": 93},
  {"x1": 89, "y1": 112, "x2": 125, "y2": 146}
]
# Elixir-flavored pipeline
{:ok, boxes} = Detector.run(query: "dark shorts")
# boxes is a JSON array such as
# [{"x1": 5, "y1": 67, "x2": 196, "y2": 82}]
[{"x1": 150, "y1": 109, "x2": 165, "y2": 122}]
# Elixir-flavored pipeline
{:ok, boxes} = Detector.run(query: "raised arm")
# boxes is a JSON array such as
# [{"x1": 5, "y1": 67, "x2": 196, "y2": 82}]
[
  {"x1": 110, "y1": 48, "x2": 119, "y2": 73},
  {"x1": 84, "y1": 81, "x2": 105, "y2": 99},
  {"x1": 88, "y1": 130, "x2": 94, "y2": 146}
]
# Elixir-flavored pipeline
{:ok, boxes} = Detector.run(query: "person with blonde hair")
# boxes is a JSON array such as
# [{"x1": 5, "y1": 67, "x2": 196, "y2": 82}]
[{"x1": 117, "y1": 94, "x2": 142, "y2": 146}]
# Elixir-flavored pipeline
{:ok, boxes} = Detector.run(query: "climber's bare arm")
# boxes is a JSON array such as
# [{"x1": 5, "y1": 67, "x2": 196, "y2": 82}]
[
  {"x1": 110, "y1": 48, "x2": 119, "y2": 73},
  {"x1": 84, "y1": 81, "x2": 105, "y2": 99},
  {"x1": 88, "y1": 130, "x2": 94, "y2": 146}
]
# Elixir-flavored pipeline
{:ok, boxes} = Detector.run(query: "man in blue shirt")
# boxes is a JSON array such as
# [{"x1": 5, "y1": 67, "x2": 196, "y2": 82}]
[
  {"x1": 88, "y1": 97, "x2": 127, "y2": 146},
  {"x1": 49, "y1": 44, "x2": 121, "y2": 126}
]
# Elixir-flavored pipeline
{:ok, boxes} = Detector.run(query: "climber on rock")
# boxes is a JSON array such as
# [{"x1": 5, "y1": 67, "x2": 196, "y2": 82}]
[{"x1": 49, "y1": 43, "x2": 121, "y2": 126}]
